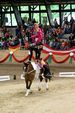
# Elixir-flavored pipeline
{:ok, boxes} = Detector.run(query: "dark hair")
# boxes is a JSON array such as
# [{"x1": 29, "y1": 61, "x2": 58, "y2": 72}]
[{"x1": 32, "y1": 19, "x2": 36, "y2": 24}]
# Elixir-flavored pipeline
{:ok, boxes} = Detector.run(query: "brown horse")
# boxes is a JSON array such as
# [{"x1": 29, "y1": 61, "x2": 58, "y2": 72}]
[{"x1": 23, "y1": 61, "x2": 52, "y2": 96}]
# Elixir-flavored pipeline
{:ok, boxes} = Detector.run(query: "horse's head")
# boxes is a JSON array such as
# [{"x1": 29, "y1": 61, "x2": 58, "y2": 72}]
[
  {"x1": 23, "y1": 62, "x2": 28, "y2": 70},
  {"x1": 23, "y1": 61, "x2": 33, "y2": 72}
]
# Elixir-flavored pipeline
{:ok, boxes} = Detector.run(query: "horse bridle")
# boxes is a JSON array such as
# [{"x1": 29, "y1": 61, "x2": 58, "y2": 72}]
[
  {"x1": 27, "y1": 70, "x2": 35, "y2": 74},
  {"x1": 25, "y1": 63, "x2": 35, "y2": 75}
]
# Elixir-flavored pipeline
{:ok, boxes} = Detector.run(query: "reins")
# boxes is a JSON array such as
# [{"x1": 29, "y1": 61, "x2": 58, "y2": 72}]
[
  {"x1": 25, "y1": 63, "x2": 35, "y2": 75},
  {"x1": 27, "y1": 70, "x2": 35, "y2": 74}
]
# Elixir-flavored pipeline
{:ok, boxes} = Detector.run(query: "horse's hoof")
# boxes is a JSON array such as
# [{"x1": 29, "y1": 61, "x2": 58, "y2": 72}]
[
  {"x1": 38, "y1": 88, "x2": 41, "y2": 91},
  {"x1": 25, "y1": 89, "x2": 30, "y2": 96},
  {"x1": 25, "y1": 94, "x2": 28, "y2": 96},
  {"x1": 30, "y1": 91, "x2": 32, "y2": 94},
  {"x1": 46, "y1": 88, "x2": 49, "y2": 90}
]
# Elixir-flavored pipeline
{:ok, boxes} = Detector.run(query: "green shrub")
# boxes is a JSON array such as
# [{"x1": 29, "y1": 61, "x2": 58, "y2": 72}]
[{"x1": 13, "y1": 74, "x2": 16, "y2": 80}]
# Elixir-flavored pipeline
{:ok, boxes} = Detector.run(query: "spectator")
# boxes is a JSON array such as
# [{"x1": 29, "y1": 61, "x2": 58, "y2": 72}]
[
  {"x1": 9, "y1": 36, "x2": 20, "y2": 47},
  {"x1": 64, "y1": 17, "x2": 69, "y2": 25},
  {"x1": 54, "y1": 18, "x2": 58, "y2": 28},
  {"x1": 51, "y1": 39, "x2": 57, "y2": 49},
  {"x1": 56, "y1": 27, "x2": 61, "y2": 37},
  {"x1": 15, "y1": 25, "x2": 21, "y2": 38},
  {"x1": 4, "y1": 39, "x2": 9, "y2": 49},
  {"x1": 70, "y1": 17, "x2": 75, "y2": 31},
  {"x1": 65, "y1": 39, "x2": 70, "y2": 49},
  {"x1": 20, "y1": 25, "x2": 25, "y2": 46},
  {"x1": 0, "y1": 39, "x2": 4, "y2": 49},
  {"x1": 5, "y1": 29, "x2": 9, "y2": 40},
  {"x1": 72, "y1": 22, "x2": 75, "y2": 35},
  {"x1": 69, "y1": 33, "x2": 74, "y2": 47},
  {"x1": 52, "y1": 31, "x2": 57, "y2": 39},
  {"x1": 60, "y1": 40, "x2": 66, "y2": 50}
]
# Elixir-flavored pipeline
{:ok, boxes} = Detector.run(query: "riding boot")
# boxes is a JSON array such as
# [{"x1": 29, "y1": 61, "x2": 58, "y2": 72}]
[{"x1": 29, "y1": 48, "x2": 33, "y2": 61}]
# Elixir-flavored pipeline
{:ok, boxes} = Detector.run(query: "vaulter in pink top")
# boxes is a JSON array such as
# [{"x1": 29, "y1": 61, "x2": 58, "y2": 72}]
[{"x1": 31, "y1": 23, "x2": 43, "y2": 44}]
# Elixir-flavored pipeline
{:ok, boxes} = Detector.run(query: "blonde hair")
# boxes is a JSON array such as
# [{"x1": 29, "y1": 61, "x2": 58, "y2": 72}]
[{"x1": 35, "y1": 23, "x2": 39, "y2": 31}]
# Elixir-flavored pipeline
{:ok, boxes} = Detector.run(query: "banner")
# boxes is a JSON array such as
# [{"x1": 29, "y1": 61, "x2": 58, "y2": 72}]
[
  {"x1": 9, "y1": 44, "x2": 20, "y2": 52},
  {"x1": 43, "y1": 43, "x2": 75, "y2": 55}
]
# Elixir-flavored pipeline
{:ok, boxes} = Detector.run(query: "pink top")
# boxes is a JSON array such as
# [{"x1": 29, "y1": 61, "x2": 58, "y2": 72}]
[{"x1": 31, "y1": 24, "x2": 43, "y2": 44}]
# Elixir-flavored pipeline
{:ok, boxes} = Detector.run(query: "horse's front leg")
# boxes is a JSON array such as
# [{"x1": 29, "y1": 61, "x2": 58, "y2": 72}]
[
  {"x1": 45, "y1": 78, "x2": 48, "y2": 90},
  {"x1": 28, "y1": 80, "x2": 32, "y2": 90},
  {"x1": 25, "y1": 80, "x2": 32, "y2": 96},
  {"x1": 25, "y1": 80, "x2": 30, "y2": 96}
]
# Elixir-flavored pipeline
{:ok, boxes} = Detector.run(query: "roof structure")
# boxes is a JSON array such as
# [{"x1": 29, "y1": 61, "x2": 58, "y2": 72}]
[{"x1": 0, "y1": 0, "x2": 75, "y2": 6}]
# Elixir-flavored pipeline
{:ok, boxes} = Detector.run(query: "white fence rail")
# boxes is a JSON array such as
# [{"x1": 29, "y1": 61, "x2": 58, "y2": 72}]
[
  {"x1": 0, "y1": 76, "x2": 10, "y2": 81},
  {"x1": 59, "y1": 72, "x2": 75, "y2": 77},
  {"x1": 21, "y1": 74, "x2": 25, "y2": 80}
]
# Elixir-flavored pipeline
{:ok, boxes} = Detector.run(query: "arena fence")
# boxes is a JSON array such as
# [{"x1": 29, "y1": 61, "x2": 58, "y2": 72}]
[
  {"x1": 0, "y1": 76, "x2": 10, "y2": 81},
  {"x1": 59, "y1": 72, "x2": 75, "y2": 77},
  {"x1": 0, "y1": 43, "x2": 75, "y2": 64}
]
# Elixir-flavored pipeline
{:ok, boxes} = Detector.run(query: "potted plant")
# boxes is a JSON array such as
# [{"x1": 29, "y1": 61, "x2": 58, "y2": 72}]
[{"x1": 13, "y1": 74, "x2": 16, "y2": 80}]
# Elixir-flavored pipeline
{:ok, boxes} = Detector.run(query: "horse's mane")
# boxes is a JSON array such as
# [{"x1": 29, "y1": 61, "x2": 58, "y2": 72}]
[
  {"x1": 26, "y1": 61, "x2": 34, "y2": 70},
  {"x1": 28, "y1": 62, "x2": 34, "y2": 70}
]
